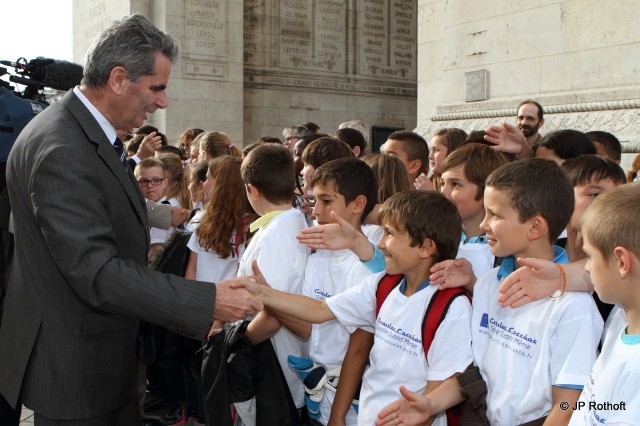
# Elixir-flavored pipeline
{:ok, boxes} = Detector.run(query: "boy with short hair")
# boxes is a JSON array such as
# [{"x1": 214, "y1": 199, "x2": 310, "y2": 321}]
[
  {"x1": 300, "y1": 137, "x2": 354, "y2": 196},
  {"x1": 569, "y1": 183, "x2": 640, "y2": 424},
  {"x1": 561, "y1": 154, "x2": 626, "y2": 262},
  {"x1": 439, "y1": 143, "x2": 508, "y2": 278},
  {"x1": 474, "y1": 158, "x2": 602, "y2": 424},
  {"x1": 240, "y1": 190, "x2": 473, "y2": 425},
  {"x1": 380, "y1": 131, "x2": 429, "y2": 186},
  {"x1": 238, "y1": 143, "x2": 311, "y2": 410},
  {"x1": 290, "y1": 157, "x2": 379, "y2": 425}
]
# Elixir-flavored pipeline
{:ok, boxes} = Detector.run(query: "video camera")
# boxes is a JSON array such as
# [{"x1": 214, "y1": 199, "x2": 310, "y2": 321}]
[{"x1": 0, "y1": 57, "x2": 83, "y2": 162}]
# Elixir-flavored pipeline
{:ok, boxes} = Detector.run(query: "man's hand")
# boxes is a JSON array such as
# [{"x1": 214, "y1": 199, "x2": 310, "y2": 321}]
[
  {"x1": 212, "y1": 279, "x2": 263, "y2": 323},
  {"x1": 136, "y1": 131, "x2": 162, "y2": 160},
  {"x1": 498, "y1": 257, "x2": 561, "y2": 308},
  {"x1": 297, "y1": 211, "x2": 359, "y2": 251},
  {"x1": 375, "y1": 386, "x2": 434, "y2": 426},
  {"x1": 430, "y1": 258, "x2": 476, "y2": 290},
  {"x1": 485, "y1": 123, "x2": 531, "y2": 157},
  {"x1": 170, "y1": 206, "x2": 190, "y2": 228}
]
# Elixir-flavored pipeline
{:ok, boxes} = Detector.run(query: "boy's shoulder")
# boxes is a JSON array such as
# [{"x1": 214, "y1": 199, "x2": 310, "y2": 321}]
[{"x1": 258, "y1": 208, "x2": 307, "y2": 237}]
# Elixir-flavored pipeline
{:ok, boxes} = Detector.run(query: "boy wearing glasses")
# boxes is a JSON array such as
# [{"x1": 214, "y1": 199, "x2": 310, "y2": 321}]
[{"x1": 135, "y1": 158, "x2": 170, "y2": 260}]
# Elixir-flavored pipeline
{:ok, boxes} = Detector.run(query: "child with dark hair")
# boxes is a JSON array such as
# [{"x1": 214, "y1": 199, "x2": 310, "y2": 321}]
[
  {"x1": 336, "y1": 127, "x2": 367, "y2": 157},
  {"x1": 238, "y1": 143, "x2": 311, "y2": 412},
  {"x1": 585, "y1": 130, "x2": 622, "y2": 163},
  {"x1": 381, "y1": 130, "x2": 429, "y2": 188},
  {"x1": 533, "y1": 129, "x2": 596, "y2": 164}
]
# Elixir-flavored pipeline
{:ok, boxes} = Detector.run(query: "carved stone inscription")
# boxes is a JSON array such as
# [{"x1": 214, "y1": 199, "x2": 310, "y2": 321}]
[
  {"x1": 279, "y1": 0, "x2": 347, "y2": 72},
  {"x1": 184, "y1": 0, "x2": 227, "y2": 58},
  {"x1": 358, "y1": 0, "x2": 416, "y2": 79},
  {"x1": 244, "y1": 0, "x2": 264, "y2": 65}
]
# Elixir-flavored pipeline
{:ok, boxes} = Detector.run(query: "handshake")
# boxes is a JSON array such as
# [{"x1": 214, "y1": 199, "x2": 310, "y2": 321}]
[{"x1": 213, "y1": 261, "x2": 269, "y2": 323}]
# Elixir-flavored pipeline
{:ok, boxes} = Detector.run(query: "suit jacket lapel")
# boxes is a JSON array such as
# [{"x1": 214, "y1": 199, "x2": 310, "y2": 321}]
[{"x1": 62, "y1": 91, "x2": 149, "y2": 230}]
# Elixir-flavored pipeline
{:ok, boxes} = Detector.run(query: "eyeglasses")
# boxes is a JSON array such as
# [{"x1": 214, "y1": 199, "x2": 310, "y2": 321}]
[{"x1": 137, "y1": 178, "x2": 166, "y2": 187}]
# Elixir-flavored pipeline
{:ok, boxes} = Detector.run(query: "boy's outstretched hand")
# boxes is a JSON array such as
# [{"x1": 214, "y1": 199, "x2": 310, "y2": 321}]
[
  {"x1": 484, "y1": 122, "x2": 532, "y2": 157},
  {"x1": 375, "y1": 386, "x2": 433, "y2": 426},
  {"x1": 498, "y1": 257, "x2": 561, "y2": 308},
  {"x1": 228, "y1": 260, "x2": 270, "y2": 297},
  {"x1": 297, "y1": 211, "x2": 359, "y2": 251},
  {"x1": 430, "y1": 258, "x2": 476, "y2": 290}
]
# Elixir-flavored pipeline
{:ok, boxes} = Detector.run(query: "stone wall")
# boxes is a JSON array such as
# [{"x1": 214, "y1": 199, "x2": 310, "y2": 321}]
[
  {"x1": 416, "y1": 0, "x2": 640, "y2": 165},
  {"x1": 243, "y1": 0, "x2": 417, "y2": 147}
]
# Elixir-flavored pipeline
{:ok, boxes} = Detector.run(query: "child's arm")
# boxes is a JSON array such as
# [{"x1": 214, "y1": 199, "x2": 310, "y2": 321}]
[
  {"x1": 244, "y1": 309, "x2": 281, "y2": 344},
  {"x1": 184, "y1": 251, "x2": 197, "y2": 280},
  {"x1": 232, "y1": 261, "x2": 336, "y2": 324},
  {"x1": 375, "y1": 377, "x2": 465, "y2": 426},
  {"x1": 429, "y1": 258, "x2": 477, "y2": 294},
  {"x1": 328, "y1": 329, "x2": 374, "y2": 425},
  {"x1": 544, "y1": 386, "x2": 581, "y2": 426},
  {"x1": 498, "y1": 258, "x2": 591, "y2": 308},
  {"x1": 297, "y1": 211, "x2": 376, "y2": 262},
  {"x1": 267, "y1": 309, "x2": 312, "y2": 339}
]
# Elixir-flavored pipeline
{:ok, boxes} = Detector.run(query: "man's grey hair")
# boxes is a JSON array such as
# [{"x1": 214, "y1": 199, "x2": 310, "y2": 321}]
[
  {"x1": 83, "y1": 14, "x2": 179, "y2": 88},
  {"x1": 339, "y1": 120, "x2": 369, "y2": 142}
]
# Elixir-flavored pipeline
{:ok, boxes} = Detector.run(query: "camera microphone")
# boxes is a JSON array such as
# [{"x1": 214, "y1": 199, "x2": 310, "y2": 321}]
[{"x1": 24, "y1": 58, "x2": 84, "y2": 91}]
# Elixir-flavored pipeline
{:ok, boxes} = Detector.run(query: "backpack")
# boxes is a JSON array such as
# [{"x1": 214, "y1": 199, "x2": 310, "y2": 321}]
[{"x1": 375, "y1": 273, "x2": 471, "y2": 426}]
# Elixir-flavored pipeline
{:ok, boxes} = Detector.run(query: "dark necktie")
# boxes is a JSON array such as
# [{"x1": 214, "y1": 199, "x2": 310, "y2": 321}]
[{"x1": 113, "y1": 137, "x2": 127, "y2": 169}]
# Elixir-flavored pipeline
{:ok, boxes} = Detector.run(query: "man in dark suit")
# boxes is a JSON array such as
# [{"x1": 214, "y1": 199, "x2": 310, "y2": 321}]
[{"x1": 0, "y1": 14, "x2": 260, "y2": 425}]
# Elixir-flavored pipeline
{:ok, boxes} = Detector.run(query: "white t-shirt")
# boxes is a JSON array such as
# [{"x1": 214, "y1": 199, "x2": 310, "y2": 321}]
[
  {"x1": 237, "y1": 208, "x2": 310, "y2": 408},
  {"x1": 472, "y1": 267, "x2": 603, "y2": 425},
  {"x1": 327, "y1": 273, "x2": 473, "y2": 426},
  {"x1": 185, "y1": 209, "x2": 204, "y2": 232},
  {"x1": 362, "y1": 224, "x2": 383, "y2": 245},
  {"x1": 456, "y1": 241, "x2": 494, "y2": 279},
  {"x1": 569, "y1": 306, "x2": 640, "y2": 425},
  {"x1": 186, "y1": 220, "x2": 245, "y2": 283},
  {"x1": 303, "y1": 247, "x2": 375, "y2": 426}
]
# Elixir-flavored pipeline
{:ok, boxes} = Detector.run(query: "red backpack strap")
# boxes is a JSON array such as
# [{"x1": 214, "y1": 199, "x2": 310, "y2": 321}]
[
  {"x1": 375, "y1": 274, "x2": 404, "y2": 317},
  {"x1": 421, "y1": 287, "x2": 471, "y2": 426},
  {"x1": 421, "y1": 287, "x2": 471, "y2": 358}
]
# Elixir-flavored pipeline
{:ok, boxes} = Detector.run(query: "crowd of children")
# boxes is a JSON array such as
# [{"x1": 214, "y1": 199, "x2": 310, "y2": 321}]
[{"x1": 127, "y1": 119, "x2": 639, "y2": 426}]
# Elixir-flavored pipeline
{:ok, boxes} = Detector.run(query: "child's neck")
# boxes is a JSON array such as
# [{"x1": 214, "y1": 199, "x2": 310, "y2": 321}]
[
  {"x1": 402, "y1": 262, "x2": 433, "y2": 297},
  {"x1": 255, "y1": 201, "x2": 292, "y2": 217},
  {"x1": 462, "y1": 210, "x2": 485, "y2": 239},
  {"x1": 565, "y1": 228, "x2": 586, "y2": 261},
  {"x1": 621, "y1": 289, "x2": 640, "y2": 335},
  {"x1": 515, "y1": 241, "x2": 556, "y2": 262}
]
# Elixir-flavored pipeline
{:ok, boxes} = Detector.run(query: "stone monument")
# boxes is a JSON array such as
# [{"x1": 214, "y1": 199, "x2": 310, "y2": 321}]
[
  {"x1": 415, "y1": 1, "x2": 640, "y2": 167},
  {"x1": 73, "y1": 0, "x2": 418, "y2": 149}
]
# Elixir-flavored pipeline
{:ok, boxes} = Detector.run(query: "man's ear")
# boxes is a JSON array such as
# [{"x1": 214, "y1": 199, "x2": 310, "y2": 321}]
[
  {"x1": 108, "y1": 66, "x2": 128, "y2": 95},
  {"x1": 539, "y1": 118, "x2": 545, "y2": 129},
  {"x1": 420, "y1": 238, "x2": 437, "y2": 259},
  {"x1": 527, "y1": 215, "x2": 549, "y2": 242}
]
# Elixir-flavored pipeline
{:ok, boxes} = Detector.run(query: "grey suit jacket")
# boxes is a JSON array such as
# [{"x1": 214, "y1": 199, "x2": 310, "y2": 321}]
[{"x1": 0, "y1": 91, "x2": 215, "y2": 419}]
